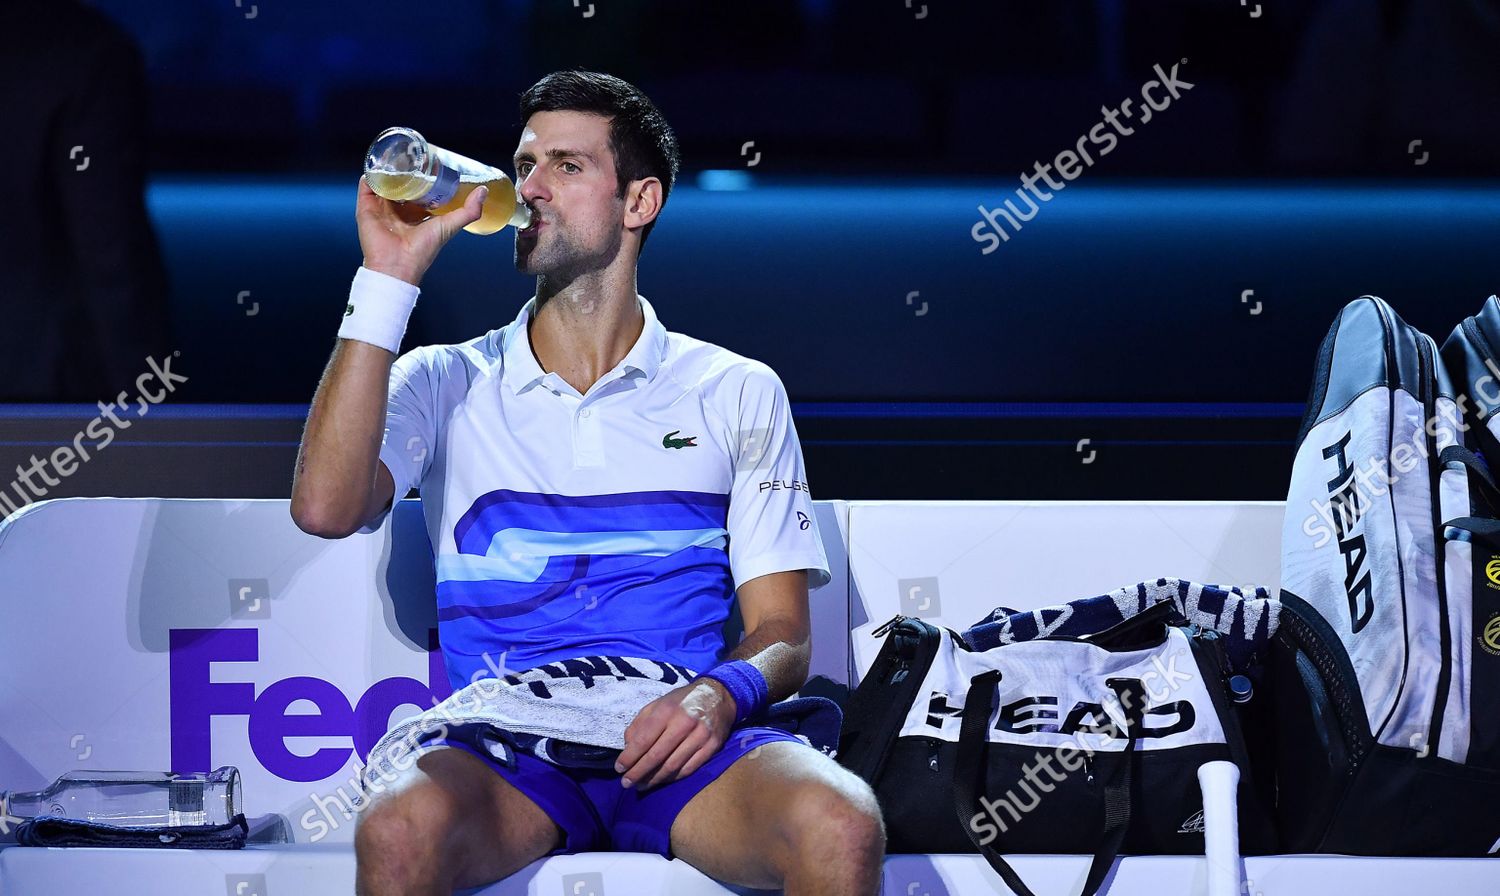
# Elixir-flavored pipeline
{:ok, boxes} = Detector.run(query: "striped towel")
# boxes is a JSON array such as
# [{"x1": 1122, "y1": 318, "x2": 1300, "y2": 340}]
[
  {"x1": 963, "y1": 577, "x2": 1280, "y2": 674},
  {"x1": 362, "y1": 654, "x2": 843, "y2": 790},
  {"x1": 363, "y1": 655, "x2": 698, "y2": 787}
]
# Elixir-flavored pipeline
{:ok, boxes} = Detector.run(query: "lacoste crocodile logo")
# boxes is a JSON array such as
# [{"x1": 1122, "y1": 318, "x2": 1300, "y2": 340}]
[
  {"x1": 344, "y1": 303, "x2": 355, "y2": 316},
  {"x1": 662, "y1": 430, "x2": 698, "y2": 449}
]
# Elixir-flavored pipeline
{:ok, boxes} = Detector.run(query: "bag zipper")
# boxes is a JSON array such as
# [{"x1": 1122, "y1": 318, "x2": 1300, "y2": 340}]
[
  {"x1": 1465, "y1": 316, "x2": 1500, "y2": 374},
  {"x1": 1295, "y1": 302, "x2": 1344, "y2": 450},
  {"x1": 871, "y1": 612, "x2": 907, "y2": 639},
  {"x1": 1418, "y1": 333, "x2": 1452, "y2": 760},
  {"x1": 1369, "y1": 300, "x2": 1411, "y2": 742}
]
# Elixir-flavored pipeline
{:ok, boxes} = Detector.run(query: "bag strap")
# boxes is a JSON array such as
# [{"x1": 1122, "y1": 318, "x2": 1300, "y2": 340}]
[
  {"x1": 1444, "y1": 515, "x2": 1500, "y2": 550},
  {"x1": 1441, "y1": 444, "x2": 1500, "y2": 511},
  {"x1": 953, "y1": 669, "x2": 1146, "y2": 896},
  {"x1": 838, "y1": 620, "x2": 939, "y2": 783},
  {"x1": 1438, "y1": 445, "x2": 1500, "y2": 549}
]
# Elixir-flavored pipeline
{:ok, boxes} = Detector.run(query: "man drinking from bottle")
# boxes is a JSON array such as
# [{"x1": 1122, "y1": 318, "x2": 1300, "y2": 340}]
[{"x1": 290, "y1": 70, "x2": 884, "y2": 896}]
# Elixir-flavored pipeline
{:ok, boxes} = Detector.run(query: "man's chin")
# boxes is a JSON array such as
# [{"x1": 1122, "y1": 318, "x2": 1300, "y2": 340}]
[
  {"x1": 514, "y1": 247, "x2": 571, "y2": 277},
  {"x1": 513, "y1": 234, "x2": 551, "y2": 273},
  {"x1": 513, "y1": 248, "x2": 542, "y2": 274}
]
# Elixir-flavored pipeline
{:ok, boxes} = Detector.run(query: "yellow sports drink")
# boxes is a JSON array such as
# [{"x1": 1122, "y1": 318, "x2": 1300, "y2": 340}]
[{"x1": 363, "y1": 127, "x2": 531, "y2": 235}]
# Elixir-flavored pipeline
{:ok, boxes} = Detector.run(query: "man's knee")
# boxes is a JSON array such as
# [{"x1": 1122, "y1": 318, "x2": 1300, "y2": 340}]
[
  {"x1": 356, "y1": 747, "x2": 561, "y2": 893},
  {"x1": 784, "y1": 775, "x2": 886, "y2": 859},
  {"x1": 355, "y1": 778, "x2": 463, "y2": 874}
]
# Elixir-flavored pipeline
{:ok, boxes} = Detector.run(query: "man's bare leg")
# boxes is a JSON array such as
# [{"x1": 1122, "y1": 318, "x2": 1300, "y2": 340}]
[
  {"x1": 668, "y1": 741, "x2": 885, "y2": 895},
  {"x1": 355, "y1": 747, "x2": 563, "y2": 895}
]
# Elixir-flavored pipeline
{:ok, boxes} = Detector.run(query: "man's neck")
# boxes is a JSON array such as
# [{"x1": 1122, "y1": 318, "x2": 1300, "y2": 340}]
[{"x1": 528, "y1": 268, "x2": 644, "y2": 396}]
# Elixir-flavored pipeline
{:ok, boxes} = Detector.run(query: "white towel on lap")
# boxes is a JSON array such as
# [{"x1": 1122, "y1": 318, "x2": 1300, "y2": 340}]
[{"x1": 362, "y1": 654, "x2": 701, "y2": 787}]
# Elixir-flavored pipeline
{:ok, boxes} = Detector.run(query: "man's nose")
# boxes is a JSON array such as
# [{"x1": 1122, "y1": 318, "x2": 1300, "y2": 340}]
[{"x1": 518, "y1": 170, "x2": 547, "y2": 205}]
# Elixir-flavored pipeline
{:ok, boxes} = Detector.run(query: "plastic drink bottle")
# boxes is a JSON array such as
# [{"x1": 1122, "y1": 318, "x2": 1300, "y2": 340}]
[{"x1": 364, "y1": 126, "x2": 532, "y2": 235}]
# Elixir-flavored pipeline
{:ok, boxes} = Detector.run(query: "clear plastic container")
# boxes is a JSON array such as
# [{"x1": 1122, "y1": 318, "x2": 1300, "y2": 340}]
[
  {"x1": 363, "y1": 126, "x2": 532, "y2": 235},
  {"x1": 1, "y1": 767, "x2": 241, "y2": 828}
]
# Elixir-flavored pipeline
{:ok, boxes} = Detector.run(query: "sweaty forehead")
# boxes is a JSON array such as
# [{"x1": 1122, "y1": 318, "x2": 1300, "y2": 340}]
[{"x1": 514, "y1": 110, "x2": 613, "y2": 158}]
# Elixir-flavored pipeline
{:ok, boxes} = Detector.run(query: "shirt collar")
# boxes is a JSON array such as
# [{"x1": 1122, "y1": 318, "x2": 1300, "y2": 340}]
[{"x1": 501, "y1": 294, "x2": 668, "y2": 395}]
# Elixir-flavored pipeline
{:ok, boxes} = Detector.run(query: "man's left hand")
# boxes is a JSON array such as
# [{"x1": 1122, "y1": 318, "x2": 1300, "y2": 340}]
[{"x1": 615, "y1": 678, "x2": 737, "y2": 790}]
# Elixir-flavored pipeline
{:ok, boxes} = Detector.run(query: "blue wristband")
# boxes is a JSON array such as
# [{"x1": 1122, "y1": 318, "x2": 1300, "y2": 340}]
[{"x1": 698, "y1": 660, "x2": 770, "y2": 724}]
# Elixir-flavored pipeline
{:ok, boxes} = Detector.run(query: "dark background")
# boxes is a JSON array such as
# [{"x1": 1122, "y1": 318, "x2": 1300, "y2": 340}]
[
  {"x1": 2, "y1": 0, "x2": 1498, "y2": 506},
  {"x1": 83, "y1": 0, "x2": 1500, "y2": 179}
]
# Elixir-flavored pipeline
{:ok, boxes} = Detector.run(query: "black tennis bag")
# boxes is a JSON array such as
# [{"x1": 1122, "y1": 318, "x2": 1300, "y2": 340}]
[
  {"x1": 1274, "y1": 295, "x2": 1500, "y2": 855},
  {"x1": 837, "y1": 596, "x2": 1276, "y2": 896}
]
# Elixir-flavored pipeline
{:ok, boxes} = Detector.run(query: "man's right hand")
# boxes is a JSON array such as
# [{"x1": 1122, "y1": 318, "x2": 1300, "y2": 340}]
[{"x1": 355, "y1": 175, "x2": 489, "y2": 288}]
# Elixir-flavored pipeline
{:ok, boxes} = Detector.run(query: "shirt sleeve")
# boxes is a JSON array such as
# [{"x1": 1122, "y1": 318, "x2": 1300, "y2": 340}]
[
  {"x1": 358, "y1": 345, "x2": 438, "y2": 534},
  {"x1": 724, "y1": 362, "x2": 832, "y2": 591}
]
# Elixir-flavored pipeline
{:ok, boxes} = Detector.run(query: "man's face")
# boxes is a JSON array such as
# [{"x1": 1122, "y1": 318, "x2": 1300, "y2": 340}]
[{"x1": 512, "y1": 110, "x2": 626, "y2": 276}]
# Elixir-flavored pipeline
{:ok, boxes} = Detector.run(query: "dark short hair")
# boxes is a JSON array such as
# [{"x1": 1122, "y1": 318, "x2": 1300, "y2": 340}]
[{"x1": 519, "y1": 70, "x2": 680, "y2": 250}]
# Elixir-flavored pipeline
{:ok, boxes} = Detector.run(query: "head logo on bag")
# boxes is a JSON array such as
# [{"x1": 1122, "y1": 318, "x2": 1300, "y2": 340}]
[
  {"x1": 1322, "y1": 430, "x2": 1374, "y2": 633},
  {"x1": 916, "y1": 677, "x2": 1197, "y2": 743}
]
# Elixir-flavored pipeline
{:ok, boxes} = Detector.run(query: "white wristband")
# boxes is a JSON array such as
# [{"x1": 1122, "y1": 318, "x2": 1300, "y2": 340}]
[{"x1": 339, "y1": 266, "x2": 421, "y2": 353}]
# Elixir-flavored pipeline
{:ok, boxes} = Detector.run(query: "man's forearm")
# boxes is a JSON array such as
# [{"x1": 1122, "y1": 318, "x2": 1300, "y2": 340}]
[
  {"x1": 290, "y1": 338, "x2": 394, "y2": 536},
  {"x1": 721, "y1": 616, "x2": 812, "y2": 705}
]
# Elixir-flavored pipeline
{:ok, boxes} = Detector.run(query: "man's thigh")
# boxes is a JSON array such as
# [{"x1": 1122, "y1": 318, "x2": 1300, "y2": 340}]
[
  {"x1": 357, "y1": 746, "x2": 564, "y2": 889},
  {"x1": 666, "y1": 739, "x2": 883, "y2": 889}
]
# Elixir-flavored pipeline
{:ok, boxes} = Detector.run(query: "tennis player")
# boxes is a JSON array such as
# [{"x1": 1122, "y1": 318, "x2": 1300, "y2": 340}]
[{"x1": 291, "y1": 70, "x2": 884, "y2": 896}]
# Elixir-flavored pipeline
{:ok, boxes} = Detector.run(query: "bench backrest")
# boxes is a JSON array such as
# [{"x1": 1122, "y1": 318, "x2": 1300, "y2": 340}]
[{"x1": 0, "y1": 497, "x2": 1280, "y2": 842}]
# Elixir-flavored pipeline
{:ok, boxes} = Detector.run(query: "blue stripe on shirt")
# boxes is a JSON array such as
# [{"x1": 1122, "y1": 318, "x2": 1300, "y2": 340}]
[{"x1": 453, "y1": 489, "x2": 729, "y2": 555}]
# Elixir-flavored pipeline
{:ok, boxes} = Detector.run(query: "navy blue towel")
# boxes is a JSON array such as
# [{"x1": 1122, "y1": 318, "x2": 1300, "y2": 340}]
[
  {"x1": 15, "y1": 813, "x2": 248, "y2": 849},
  {"x1": 755, "y1": 695, "x2": 843, "y2": 756},
  {"x1": 963, "y1": 577, "x2": 1279, "y2": 674}
]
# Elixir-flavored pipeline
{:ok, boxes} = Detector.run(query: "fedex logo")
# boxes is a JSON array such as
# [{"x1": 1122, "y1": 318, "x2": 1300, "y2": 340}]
[{"x1": 169, "y1": 628, "x2": 451, "y2": 782}]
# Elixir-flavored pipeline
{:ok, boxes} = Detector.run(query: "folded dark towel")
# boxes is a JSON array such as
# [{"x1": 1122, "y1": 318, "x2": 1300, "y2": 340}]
[
  {"x1": 754, "y1": 695, "x2": 843, "y2": 756},
  {"x1": 15, "y1": 813, "x2": 249, "y2": 849}
]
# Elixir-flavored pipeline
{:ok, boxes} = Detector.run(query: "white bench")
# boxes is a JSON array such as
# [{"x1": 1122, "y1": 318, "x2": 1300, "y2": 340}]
[{"x1": 1, "y1": 497, "x2": 1494, "y2": 895}]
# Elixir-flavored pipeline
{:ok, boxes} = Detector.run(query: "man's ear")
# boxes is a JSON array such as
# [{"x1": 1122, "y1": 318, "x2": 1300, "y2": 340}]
[{"x1": 623, "y1": 177, "x2": 664, "y2": 231}]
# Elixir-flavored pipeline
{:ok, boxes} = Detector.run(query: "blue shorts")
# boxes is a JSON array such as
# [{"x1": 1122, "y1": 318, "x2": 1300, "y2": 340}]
[{"x1": 430, "y1": 725, "x2": 806, "y2": 858}]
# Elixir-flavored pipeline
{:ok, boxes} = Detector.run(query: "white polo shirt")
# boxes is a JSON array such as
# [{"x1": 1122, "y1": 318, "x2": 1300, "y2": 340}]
[{"x1": 361, "y1": 271, "x2": 830, "y2": 691}]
